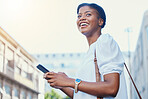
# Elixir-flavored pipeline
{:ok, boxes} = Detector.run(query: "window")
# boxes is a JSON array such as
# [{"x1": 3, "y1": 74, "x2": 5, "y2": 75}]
[
  {"x1": 16, "y1": 66, "x2": 21, "y2": 74},
  {"x1": 4, "y1": 84, "x2": 11, "y2": 95},
  {"x1": 70, "y1": 53, "x2": 73, "y2": 57},
  {"x1": 6, "y1": 48, "x2": 14, "y2": 69},
  {"x1": 15, "y1": 55, "x2": 22, "y2": 75},
  {"x1": 14, "y1": 87, "x2": 19, "y2": 98},
  {"x1": 61, "y1": 63, "x2": 65, "y2": 68},
  {"x1": 6, "y1": 48, "x2": 14, "y2": 60},
  {"x1": 37, "y1": 55, "x2": 40, "y2": 58},
  {"x1": 8, "y1": 60, "x2": 14, "y2": 68},
  {"x1": 0, "y1": 55, "x2": 4, "y2": 72},
  {"x1": 140, "y1": 34, "x2": 143, "y2": 65},
  {"x1": 52, "y1": 54, "x2": 56, "y2": 57},
  {"x1": 34, "y1": 74, "x2": 39, "y2": 90},
  {"x1": 15, "y1": 54, "x2": 21, "y2": 67},
  {"x1": 77, "y1": 53, "x2": 80, "y2": 57},
  {"x1": 0, "y1": 81, "x2": 2, "y2": 88},
  {"x1": 21, "y1": 90, "x2": 26, "y2": 99},
  {"x1": 45, "y1": 54, "x2": 48, "y2": 58},
  {"x1": 33, "y1": 94, "x2": 38, "y2": 99},
  {"x1": 0, "y1": 41, "x2": 4, "y2": 55},
  {"x1": 62, "y1": 54, "x2": 65, "y2": 57},
  {"x1": 22, "y1": 61, "x2": 28, "y2": 71},
  {"x1": 146, "y1": 26, "x2": 148, "y2": 41},
  {"x1": 22, "y1": 71, "x2": 27, "y2": 78},
  {"x1": 21, "y1": 61, "x2": 28, "y2": 78},
  {"x1": 27, "y1": 93, "x2": 32, "y2": 99},
  {"x1": 27, "y1": 65, "x2": 33, "y2": 81}
]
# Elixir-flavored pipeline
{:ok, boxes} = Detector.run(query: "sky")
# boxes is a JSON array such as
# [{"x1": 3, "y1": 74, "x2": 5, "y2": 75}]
[{"x1": 0, "y1": 0, "x2": 148, "y2": 54}]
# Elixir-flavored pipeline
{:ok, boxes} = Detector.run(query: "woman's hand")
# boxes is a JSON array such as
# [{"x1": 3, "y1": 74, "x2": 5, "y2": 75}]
[{"x1": 43, "y1": 72, "x2": 74, "y2": 89}]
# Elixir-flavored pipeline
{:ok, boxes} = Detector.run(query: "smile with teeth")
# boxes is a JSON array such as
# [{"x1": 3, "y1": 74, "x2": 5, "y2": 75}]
[{"x1": 80, "y1": 22, "x2": 89, "y2": 27}]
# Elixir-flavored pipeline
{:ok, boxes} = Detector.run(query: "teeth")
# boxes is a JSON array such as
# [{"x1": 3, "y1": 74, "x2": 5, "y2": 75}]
[{"x1": 80, "y1": 23, "x2": 88, "y2": 26}]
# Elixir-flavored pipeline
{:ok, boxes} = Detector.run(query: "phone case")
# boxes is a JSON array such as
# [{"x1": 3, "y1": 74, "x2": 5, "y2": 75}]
[{"x1": 37, "y1": 64, "x2": 49, "y2": 73}]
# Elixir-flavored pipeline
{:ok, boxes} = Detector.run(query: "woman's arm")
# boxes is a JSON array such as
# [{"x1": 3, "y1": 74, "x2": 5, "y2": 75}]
[
  {"x1": 60, "y1": 87, "x2": 74, "y2": 98},
  {"x1": 44, "y1": 72, "x2": 119, "y2": 98},
  {"x1": 78, "y1": 73, "x2": 119, "y2": 97}
]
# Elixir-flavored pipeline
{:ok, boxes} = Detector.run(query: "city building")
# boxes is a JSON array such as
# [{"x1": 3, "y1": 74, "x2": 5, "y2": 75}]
[
  {"x1": 0, "y1": 27, "x2": 45, "y2": 99},
  {"x1": 131, "y1": 10, "x2": 148, "y2": 99}
]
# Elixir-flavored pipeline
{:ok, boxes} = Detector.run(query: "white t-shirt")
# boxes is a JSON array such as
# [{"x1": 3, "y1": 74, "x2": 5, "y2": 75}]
[{"x1": 73, "y1": 34, "x2": 128, "y2": 99}]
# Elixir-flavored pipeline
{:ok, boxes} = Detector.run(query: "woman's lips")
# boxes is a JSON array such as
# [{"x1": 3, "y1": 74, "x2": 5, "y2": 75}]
[{"x1": 79, "y1": 22, "x2": 89, "y2": 28}]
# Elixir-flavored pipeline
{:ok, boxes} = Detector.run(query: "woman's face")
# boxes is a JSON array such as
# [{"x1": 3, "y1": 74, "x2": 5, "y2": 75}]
[{"x1": 77, "y1": 6, "x2": 100, "y2": 37}]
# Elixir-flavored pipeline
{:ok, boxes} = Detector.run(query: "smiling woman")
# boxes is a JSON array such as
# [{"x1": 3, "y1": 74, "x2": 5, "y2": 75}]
[{"x1": 44, "y1": 3, "x2": 128, "y2": 99}]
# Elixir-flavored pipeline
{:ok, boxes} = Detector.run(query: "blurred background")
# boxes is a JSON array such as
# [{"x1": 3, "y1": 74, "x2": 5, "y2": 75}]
[{"x1": 0, "y1": 0, "x2": 148, "y2": 99}]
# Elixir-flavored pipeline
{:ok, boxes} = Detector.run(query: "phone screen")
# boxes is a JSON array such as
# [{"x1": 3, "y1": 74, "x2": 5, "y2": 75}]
[{"x1": 37, "y1": 64, "x2": 49, "y2": 73}]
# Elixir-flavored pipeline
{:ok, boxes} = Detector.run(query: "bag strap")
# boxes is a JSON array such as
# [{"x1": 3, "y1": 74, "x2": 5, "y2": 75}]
[
  {"x1": 124, "y1": 63, "x2": 142, "y2": 99},
  {"x1": 94, "y1": 50, "x2": 101, "y2": 82},
  {"x1": 94, "y1": 50, "x2": 103, "y2": 99}
]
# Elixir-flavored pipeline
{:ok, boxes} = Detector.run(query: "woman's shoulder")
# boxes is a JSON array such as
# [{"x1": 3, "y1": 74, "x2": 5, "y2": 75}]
[
  {"x1": 96, "y1": 33, "x2": 115, "y2": 45},
  {"x1": 95, "y1": 33, "x2": 122, "y2": 58}
]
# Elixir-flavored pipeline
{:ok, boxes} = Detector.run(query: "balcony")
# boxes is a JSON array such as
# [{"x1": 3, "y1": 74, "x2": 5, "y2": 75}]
[
  {"x1": 5, "y1": 60, "x2": 14, "y2": 78},
  {"x1": 6, "y1": 65, "x2": 14, "y2": 78},
  {"x1": 14, "y1": 73, "x2": 34, "y2": 90}
]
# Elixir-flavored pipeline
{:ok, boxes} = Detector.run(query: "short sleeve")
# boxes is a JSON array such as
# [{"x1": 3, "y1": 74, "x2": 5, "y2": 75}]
[{"x1": 96, "y1": 34, "x2": 125, "y2": 76}]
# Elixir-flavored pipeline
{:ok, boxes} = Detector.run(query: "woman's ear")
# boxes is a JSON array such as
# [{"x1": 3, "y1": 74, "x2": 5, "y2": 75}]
[{"x1": 98, "y1": 18, "x2": 104, "y2": 27}]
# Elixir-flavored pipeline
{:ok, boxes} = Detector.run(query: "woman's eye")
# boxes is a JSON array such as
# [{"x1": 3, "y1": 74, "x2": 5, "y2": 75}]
[
  {"x1": 77, "y1": 15, "x2": 81, "y2": 18},
  {"x1": 86, "y1": 14, "x2": 91, "y2": 17}
]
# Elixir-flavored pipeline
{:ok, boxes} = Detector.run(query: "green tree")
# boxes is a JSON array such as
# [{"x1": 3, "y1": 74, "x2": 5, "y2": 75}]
[{"x1": 45, "y1": 89, "x2": 62, "y2": 99}]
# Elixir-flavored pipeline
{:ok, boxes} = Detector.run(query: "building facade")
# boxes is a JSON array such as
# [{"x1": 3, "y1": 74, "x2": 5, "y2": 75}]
[
  {"x1": 0, "y1": 27, "x2": 45, "y2": 99},
  {"x1": 131, "y1": 10, "x2": 148, "y2": 99}
]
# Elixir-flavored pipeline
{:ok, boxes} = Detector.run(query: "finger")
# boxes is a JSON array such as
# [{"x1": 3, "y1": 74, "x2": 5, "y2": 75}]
[
  {"x1": 44, "y1": 76, "x2": 54, "y2": 80},
  {"x1": 43, "y1": 72, "x2": 55, "y2": 78},
  {"x1": 46, "y1": 71, "x2": 55, "y2": 75},
  {"x1": 43, "y1": 74, "x2": 47, "y2": 78},
  {"x1": 50, "y1": 83, "x2": 55, "y2": 87},
  {"x1": 50, "y1": 83, "x2": 54, "y2": 87},
  {"x1": 47, "y1": 79, "x2": 55, "y2": 83},
  {"x1": 43, "y1": 72, "x2": 50, "y2": 78},
  {"x1": 46, "y1": 74, "x2": 55, "y2": 78}
]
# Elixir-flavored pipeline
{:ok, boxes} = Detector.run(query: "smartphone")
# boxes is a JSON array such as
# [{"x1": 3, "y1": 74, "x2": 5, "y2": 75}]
[{"x1": 37, "y1": 64, "x2": 49, "y2": 73}]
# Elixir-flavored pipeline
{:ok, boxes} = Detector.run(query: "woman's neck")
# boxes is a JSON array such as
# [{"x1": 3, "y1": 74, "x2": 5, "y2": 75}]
[{"x1": 87, "y1": 32, "x2": 101, "y2": 46}]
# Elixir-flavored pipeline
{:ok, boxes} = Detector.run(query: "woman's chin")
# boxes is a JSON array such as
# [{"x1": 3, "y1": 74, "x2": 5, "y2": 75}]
[
  {"x1": 80, "y1": 30, "x2": 87, "y2": 34},
  {"x1": 79, "y1": 29, "x2": 89, "y2": 36},
  {"x1": 81, "y1": 32, "x2": 88, "y2": 36},
  {"x1": 81, "y1": 32, "x2": 86, "y2": 35}
]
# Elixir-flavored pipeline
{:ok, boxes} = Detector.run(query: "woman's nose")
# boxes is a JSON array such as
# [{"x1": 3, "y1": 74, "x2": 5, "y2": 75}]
[
  {"x1": 80, "y1": 16, "x2": 86, "y2": 21},
  {"x1": 79, "y1": 15, "x2": 86, "y2": 21}
]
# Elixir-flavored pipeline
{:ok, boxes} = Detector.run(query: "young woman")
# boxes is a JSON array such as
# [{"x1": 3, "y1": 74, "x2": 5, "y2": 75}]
[{"x1": 44, "y1": 3, "x2": 128, "y2": 99}]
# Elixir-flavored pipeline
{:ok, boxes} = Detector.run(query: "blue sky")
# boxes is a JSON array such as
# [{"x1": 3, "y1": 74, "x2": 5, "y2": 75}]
[{"x1": 0, "y1": 0, "x2": 148, "y2": 54}]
